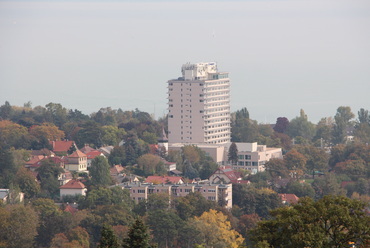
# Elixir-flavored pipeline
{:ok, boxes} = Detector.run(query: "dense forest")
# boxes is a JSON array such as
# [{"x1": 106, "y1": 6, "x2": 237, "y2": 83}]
[{"x1": 0, "y1": 101, "x2": 369, "y2": 248}]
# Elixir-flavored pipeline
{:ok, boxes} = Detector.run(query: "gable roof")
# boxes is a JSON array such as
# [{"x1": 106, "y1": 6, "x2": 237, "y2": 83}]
[
  {"x1": 80, "y1": 145, "x2": 97, "y2": 154},
  {"x1": 68, "y1": 150, "x2": 86, "y2": 158},
  {"x1": 85, "y1": 150, "x2": 104, "y2": 160},
  {"x1": 279, "y1": 193, "x2": 299, "y2": 205},
  {"x1": 50, "y1": 140, "x2": 75, "y2": 152},
  {"x1": 110, "y1": 164, "x2": 124, "y2": 175},
  {"x1": 145, "y1": 176, "x2": 183, "y2": 184},
  {"x1": 59, "y1": 179, "x2": 86, "y2": 189},
  {"x1": 213, "y1": 166, "x2": 242, "y2": 181},
  {"x1": 64, "y1": 204, "x2": 78, "y2": 214}
]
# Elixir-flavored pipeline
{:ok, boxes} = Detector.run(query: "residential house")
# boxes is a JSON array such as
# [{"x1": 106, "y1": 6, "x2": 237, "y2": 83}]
[
  {"x1": 58, "y1": 170, "x2": 73, "y2": 186},
  {"x1": 209, "y1": 166, "x2": 242, "y2": 184},
  {"x1": 59, "y1": 179, "x2": 87, "y2": 198},
  {"x1": 80, "y1": 144, "x2": 97, "y2": 154},
  {"x1": 110, "y1": 164, "x2": 124, "y2": 183},
  {"x1": 279, "y1": 193, "x2": 299, "y2": 205},
  {"x1": 98, "y1": 146, "x2": 114, "y2": 156},
  {"x1": 65, "y1": 150, "x2": 87, "y2": 172},
  {"x1": 85, "y1": 150, "x2": 105, "y2": 167},
  {"x1": 50, "y1": 140, "x2": 77, "y2": 155}
]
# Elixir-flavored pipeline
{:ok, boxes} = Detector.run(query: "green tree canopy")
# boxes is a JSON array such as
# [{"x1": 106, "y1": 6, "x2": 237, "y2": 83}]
[
  {"x1": 122, "y1": 218, "x2": 152, "y2": 248},
  {"x1": 90, "y1": 156, "x2": 112, "y2": 187},
  {"x1": 250, "y1": 195, "x2": 370, "y2": 248}
]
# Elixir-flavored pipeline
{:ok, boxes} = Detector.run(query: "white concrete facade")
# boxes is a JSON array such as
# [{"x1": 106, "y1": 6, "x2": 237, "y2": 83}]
[
  {"x1": 168, "y1": 142, "x2": 283, "y2": 174},
  {"x1": 167, "y1": 62, "x2": 231, "y2": 144},
  {"x1": 227, "y1": 142, "x2": 283, "y2": 174}
]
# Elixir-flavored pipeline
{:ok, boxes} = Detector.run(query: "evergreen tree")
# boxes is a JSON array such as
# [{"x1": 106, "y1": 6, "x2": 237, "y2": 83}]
[
  {"x1": 123, "y1": 218, "x2": 151, "y2": 248},
  {"x1": 228, "y1": 142, "x2": 238, "y2": 165},
  {"x1": 98, "y1": 224, "x2": 119, "y2": 248},
  {"x1": 90, "y1": 156, "x2": 112, "y2": 187}
]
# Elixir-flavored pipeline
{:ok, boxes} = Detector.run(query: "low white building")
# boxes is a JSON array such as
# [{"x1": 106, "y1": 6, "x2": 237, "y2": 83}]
[
  {"x1": 168, "y1": 142, "x2": 282, "y2": 174},
  {"x1": 59, "y1": 179, "x2": 87, "y2": 198},
  {"x1": 227, "y1": 142, "x2": 283, "y2": 174}
]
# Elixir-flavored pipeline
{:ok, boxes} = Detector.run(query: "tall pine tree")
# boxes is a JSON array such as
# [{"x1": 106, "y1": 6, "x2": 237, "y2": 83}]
[
  {"x1": 98, "y1": 224, "x2": 119, "y2": 248},
  {"x1": 123, "y1": 218, "x2": 152, "y2": 248},
  {"x1": 228, "y1": 142, "x2": 238, "y2": 165}
]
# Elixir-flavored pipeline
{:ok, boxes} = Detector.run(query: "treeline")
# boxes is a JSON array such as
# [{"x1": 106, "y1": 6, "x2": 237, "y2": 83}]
[{"x1": 1, "y1": 101, "x2": 370, "y2": 247}]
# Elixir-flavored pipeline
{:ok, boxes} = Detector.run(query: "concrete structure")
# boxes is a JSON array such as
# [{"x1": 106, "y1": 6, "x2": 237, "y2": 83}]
[
  {"x1": 167, "y1": 62, "x2": 231, "y2": 144},
  {"x1": 227, "y1": 142, "x2": 283, "y2": 174},
  {"x1": 119, "y1": 182, "x2": 232, "y2": 209},
  {"x1": 168, "y1": 142, "x2": 282, "y2": 174}
]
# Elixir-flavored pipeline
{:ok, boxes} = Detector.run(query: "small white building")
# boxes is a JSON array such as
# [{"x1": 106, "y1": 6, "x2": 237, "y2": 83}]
[{"x1": 59, "y1": 179, "x2": 87, "y2": 198}]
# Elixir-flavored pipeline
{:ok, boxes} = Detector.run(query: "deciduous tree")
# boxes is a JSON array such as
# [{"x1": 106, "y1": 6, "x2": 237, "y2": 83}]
[
  {"x1": 250, "y1": 195, "x2": 370, "y2": 248},
  {"x1": 190, "y1": 209, "x2": 244, "y2": 248}
]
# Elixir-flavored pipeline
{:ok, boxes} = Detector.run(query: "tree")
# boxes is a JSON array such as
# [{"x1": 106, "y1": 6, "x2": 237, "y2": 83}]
[
  {"x1": 284, "y1": 180, "x2": 315, "y2": 198},
  {"x1": 250, "y1": 195, "x2": 370, "y2": 248},
  {"x1": 98, "y1": 224, "x2": 119, "y2": 248},
  {"x1": 137, "y1": 154, "x2": 165, "y2": 177},
  {"x1": 66, "y1": 226, "x2": 90, "y2": 248},
  {"x1": 29, "y1": 123, "x2": 65, "y2": 142},
  {"x1": 123, "y1": 132, "x2": 149, "y2": 165},
  {"x1": 286, "y1": 109, "x2": 316, "y2": 140},
  {"x1": 122, "y1": 218, "x2": 151, "y2": 248},
  {"x1": 101, "y1": 126, "x2": 126, "y2": 146},
  {"x1": 90, "y1": 156, "x2": 112, "y2": 187},
  {"x1": 358, "y1": 108, "x2": 370, "y2": 124},
  {"x1": 190, "y1": 209, "x2": 244, "y2": 248},
  {"x1": 295, "y1": 144, "x2": 329, "y2": 177},
  {"x1": 332, "y1": 106, "x2": 355, "y2": 145},
  {"x1": 108, "y1": 146, "x2": 126, "y2": 165},
  {"x1": 314, "y1": 117, "x2": 334, "y2": 147},
  {"x1": 36, "y1": 158, "x2": 64, "y2": 197},
  {"x1": 264, "y1": 158, "x2": 289, "y2": 179},
  {"x1": 147, "y1": 209, "x2": 184, "y2": 247},
  {"x1": 273, "y1": 117, "x2": 289, "y2": 133},
  {"x1": 14, "y1": 167, "x2": 40, "y2": 198},
  {"x1": 45, "y1": 102, "x2": 68, "y2": 127},
  {"x1": 4, "y1": 205, "x2": 39, "y2": 248},
  {"x1": 312, "y1": 173, "x2": 346, "y2": 199},
  {"x1": 284, "y1": 149, "x2": 307, "y2": 178},
  {"x1": 199, "y1": 160, "x2": 219, "y2": 180},
  {"x1": 0, "y1": 120, "x2": 30, "y2": 149},
  {"x1": 0, "y1": 101, "x2": 12, "y2": 119},
  {"x1": 32, "y1": 198, "x2": 74, "y2": 247},
  {"x1": 228, "y1": 142, "x2": 238, "y2": 165}
]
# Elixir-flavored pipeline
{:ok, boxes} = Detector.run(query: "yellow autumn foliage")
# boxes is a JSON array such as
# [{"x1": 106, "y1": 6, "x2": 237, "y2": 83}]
[{"x1": 191, "y1": 209, "x2": 244, "y2": 248}]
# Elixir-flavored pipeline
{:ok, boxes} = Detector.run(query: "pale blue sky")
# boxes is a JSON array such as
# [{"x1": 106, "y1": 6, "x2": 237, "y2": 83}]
[{"x1": 0, "y1": 0, "x2": 369, "y2": 123}]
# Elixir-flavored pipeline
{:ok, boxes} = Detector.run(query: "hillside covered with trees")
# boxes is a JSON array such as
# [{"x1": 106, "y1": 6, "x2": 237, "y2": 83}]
[{"x1": 0, "y1": 101, "x2": 369, "y2": 248}]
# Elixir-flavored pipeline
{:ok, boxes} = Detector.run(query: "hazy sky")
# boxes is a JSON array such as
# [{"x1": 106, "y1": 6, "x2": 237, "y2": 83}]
[{"x1": 1, "y1": 0, "x2": 369, "y2": 123}]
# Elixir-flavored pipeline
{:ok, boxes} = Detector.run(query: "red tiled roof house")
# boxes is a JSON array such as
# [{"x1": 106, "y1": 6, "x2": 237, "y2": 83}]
[
  {"x1": 65, "y1": 150, "x2": 87, "y2": 172},
  {"x1": 59, "y1": 179, "x2": 87, "y2": 198}
]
